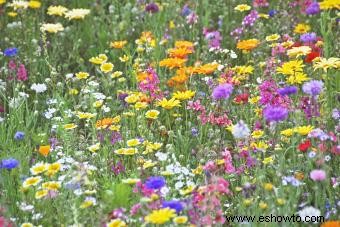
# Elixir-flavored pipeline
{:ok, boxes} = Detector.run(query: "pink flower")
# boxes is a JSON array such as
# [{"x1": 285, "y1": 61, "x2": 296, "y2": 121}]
[
  {"x1": 310, "y1": 169, "x2": 326, "y2": 181},
  {"x1": 17, "y1": 64, "x2": 28, "y2": 81},
  {"x1": 8, "y1": 60, "x2": 16, "y2": 70}
]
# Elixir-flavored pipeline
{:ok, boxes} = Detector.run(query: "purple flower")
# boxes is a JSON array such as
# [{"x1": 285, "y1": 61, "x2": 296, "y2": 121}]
[
  {"x1": 191, "y1": 127, "x2": 199, "y2": 137},
  {"x1": 278, "y1": 86, "x2": 298, "y2": 96},
  {"x1": 111, "y1": 131, "x2": 122, "y2": 145},
  {"x1": 0, "y1": 158, "x2": 19, "y2": 170},
  {"x1": 242, "y1": 10, "x2": 259, "y2": 27},
  {"x1": 302, "y1": 80, "x2": 323, "y2": 96},
  {"x1": 4, "y1": 47, "x2": 18, "y2": 57},
  {"x1": 310, "y1": 169, "x2": 326, "y2": 181},
  {"x1": 162, "y1": 200, "x2": 183, "y2": 213},
  {"x1": 305, "y1": 2, "x2": 320, "y2": 15},
  {"x1": 212, "y1": 83, "x2": 233, "y2": 100},
  {"x1": 332, "y1": 108, "x2": 339, "y2": 120},
  {"x1": 263, "y1": 105, "x2": 288, "y2": 122},
  {"x1": 145, "y1": 176, "x2": 166, "y2": 190},
  {"x1": 300, "y1": 32, "x2": 317, "y2": 43},
  {"x1": 112, "y1": 161, "x2": 125, "y2": 175},
  {"x1": 145, "y1": 3, "x2": 159, "y2": 13},
  {"x1": 181, "y1": 4, "x2": 191, "y2": 16},
  {"x1": 14, "y1": 131, "x2": 25, "y2": 140}
]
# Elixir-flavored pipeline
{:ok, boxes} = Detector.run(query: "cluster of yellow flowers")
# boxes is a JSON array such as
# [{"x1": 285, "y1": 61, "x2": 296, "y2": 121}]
[{"x1": 40, "y1": 5, "x2": 90, "y2": 33}]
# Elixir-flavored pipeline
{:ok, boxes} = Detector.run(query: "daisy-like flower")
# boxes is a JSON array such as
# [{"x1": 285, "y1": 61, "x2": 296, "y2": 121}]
[
  {"x1": 111, "y1": 40, "x2": 127, "y2": 49},
  {"x1": 42, "y1": 181, "x2": 61, "y2": 190},
  {"x1": 100, "y1": 62, "x2": 114, "y2": 73},
  {"x1": 234, "y1": 4, "x2": 251, "y2": 12},
  {"x1": 47, "y1": 5, "x2": 68, "y2": 16},
  {"x1": 21, "y1": 223, "x2": 34, "y2": 227},
  {"x1": 23, "y1": 176, "x2": 42, "y2": 188},
  {"x1": 80, "y1": 197, "x2": 96, "y2": 209},
  {"x1": 35, "y1": 189, "x2": 48, "y2": 199},
  {"x1": 88, "y1": 143, "x2": 100, "y2": 152},
  {"x1": 236, "y1": 39, "x2": 260, "y2": 51},
  {"x1": 107, "y1": 219, "x2": 127, "y2": 227},
  {"x1": 40, "y1": 23, "x2": 64, "y2": 33},
  {"x1": 63, "y1": 123, "x2": 77, "y2": 130},
  {"x1": 127, "y1": 139, "x2": 141, "y2": 147},
  {"x1": 89, "y1": 54, "x2": 108, "y2": 65},
  {"x1": 75, "y1": 72, "x2": 89, "y2": 80},
  {"x1": 157, "y1": 98, "x2": 181, "y2": 110},
  {"x1": 294, "y1": 23, "x2": 311, "y2": 34},
  {"x1": 159, "y1": 58, "x2": 187, "y2": 69},
  {"x1": 30, "y1": 162, "x2": 47, "y2": 175},
  {"x1": 287, "y1": 46, "x2": 311, "y2": 58},
  {"x1": 313, "y1": 57, "x2": 340, "y2": 72},
  {"x1": 28, "y1": 1, "x2": 41, "y2": 9},
  {"x1": 265, "y1": 34, "x2": 280, "y2": 42},
  {"x1": 64, "y1": 8, "x2": 90, "y2": 20},
  {"x1": 172, "y1": 90, "x2": 196, "y2": 100},
  {"x1": 145, "y1": 110, "x2": 160, "y2": 119},
  {"x1": 46, "y1": 162, "x2": 61, "y2": 176},
  {"x1": 76, "y1": 112, "x2": 96, "y2": 119},
  {"x1": 9, "y1": 1, "x2": 29, "y2": 10},
  {"x1": 144, "y1": 208, "x2": 176, "y2": 225}
]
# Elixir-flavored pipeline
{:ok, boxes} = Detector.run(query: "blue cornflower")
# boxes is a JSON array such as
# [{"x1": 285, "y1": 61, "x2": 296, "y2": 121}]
[
  {"x1": 4, "y1": 47, "x2": 18, "y2": 57},
  {"x1": 162, "y1": 200, "x2": 183, "y2": 213},
  {"x1": 268, "y1": 10, "x2": 277, "y2": 17},
  {"x1": 145, "y1": 176, "x2": 166, "y2": 190},
  {"x1": 0, "y1": 158, "x2": 19, "y2": 170},
  {"x1": 14, "y1": 131, "x2": 25, "y2": 140}
]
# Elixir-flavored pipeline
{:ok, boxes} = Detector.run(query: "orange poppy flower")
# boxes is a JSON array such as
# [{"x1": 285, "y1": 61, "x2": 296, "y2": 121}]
[
  {"x1": 321, "y1": 221, "x2": 340, "y2": 227},
  {"x1": 38, "y1": 145, "x2": 50, "y2": 157}
]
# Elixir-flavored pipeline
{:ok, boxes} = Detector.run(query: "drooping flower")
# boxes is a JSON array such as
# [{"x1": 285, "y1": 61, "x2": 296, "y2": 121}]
[{"x1": 212, "y1": 83, "x2": 233, "y2": 100}]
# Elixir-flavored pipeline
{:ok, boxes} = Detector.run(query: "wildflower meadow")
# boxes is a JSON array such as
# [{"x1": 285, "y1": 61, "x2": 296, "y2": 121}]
[{"x1": 0, "y1": 0, "x2": 340, "y2": 226}]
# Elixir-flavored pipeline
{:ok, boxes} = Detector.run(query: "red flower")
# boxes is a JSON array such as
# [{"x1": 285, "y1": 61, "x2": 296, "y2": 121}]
[
  {"x1": 234, "y1": 93, "x2": 249, "y2": 104},
  {"x1": 305, "y1": 51, "x2": 320, "y2": 63},
  {"x1": 298, "y1": 139, "x2": 311, "y2": 152}
]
